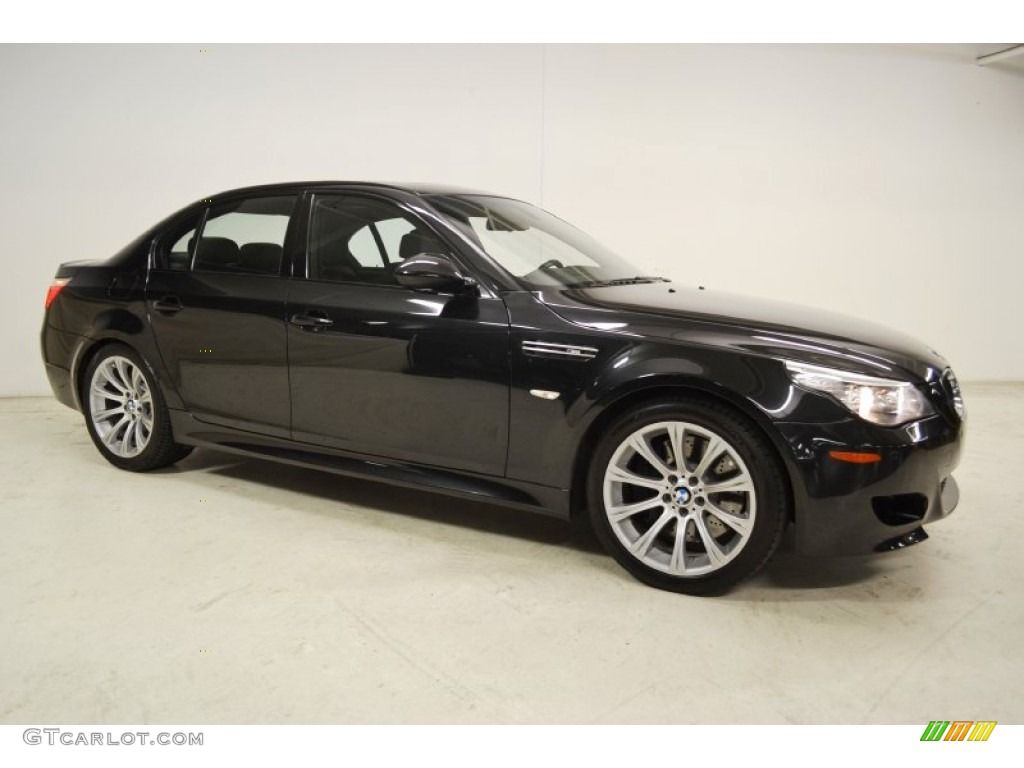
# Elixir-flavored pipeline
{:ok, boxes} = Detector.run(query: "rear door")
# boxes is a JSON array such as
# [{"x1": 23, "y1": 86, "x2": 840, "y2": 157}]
[
  {"x1": 146, "y1": 194, "x2": 299, "y2": 437},
  {"x1": 286, "y1": 192, "x2": 511, "y2": 476}
]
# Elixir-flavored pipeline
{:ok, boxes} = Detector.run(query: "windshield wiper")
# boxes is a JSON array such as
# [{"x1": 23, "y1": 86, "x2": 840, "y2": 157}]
[{"x1": 565, "y1": 276, "x2": 670, "y2": 288}]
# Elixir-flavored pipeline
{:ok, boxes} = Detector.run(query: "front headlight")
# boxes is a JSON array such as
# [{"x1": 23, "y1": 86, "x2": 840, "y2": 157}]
[{"x1": 785, "y1": 361, "x2": 934, "y2": 426}]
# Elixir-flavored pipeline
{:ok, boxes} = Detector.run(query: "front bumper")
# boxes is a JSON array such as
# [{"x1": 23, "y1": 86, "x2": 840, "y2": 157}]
[{"x1": 779, "y1": 413, "x2": 963, "y2": 556}]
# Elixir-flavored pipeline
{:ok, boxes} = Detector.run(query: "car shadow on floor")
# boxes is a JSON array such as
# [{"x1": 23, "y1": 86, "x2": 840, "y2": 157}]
[
  {"x1": 749, "y1": 546, "x2": 887, "y2": 594},
  {"x1": 164, "y1": 447, "x2": 893, "y2": 595}
]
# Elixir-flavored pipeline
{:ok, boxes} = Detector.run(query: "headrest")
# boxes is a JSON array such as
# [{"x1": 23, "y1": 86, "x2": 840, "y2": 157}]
[
  {"x1": 399, "y1": 230, "x2": 445, "y2": 259},
  {"x1": 239, "y1": 242, "x2": 282, "y2": 274},
  {"x1": 194, "y1": 237, "x2": 239, "y2": 268}
]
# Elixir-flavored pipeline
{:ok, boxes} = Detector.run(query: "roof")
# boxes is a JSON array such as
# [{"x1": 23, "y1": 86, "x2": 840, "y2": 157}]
[{"x1": 204, "y1": 180, "x2": 500, "y2": 200}]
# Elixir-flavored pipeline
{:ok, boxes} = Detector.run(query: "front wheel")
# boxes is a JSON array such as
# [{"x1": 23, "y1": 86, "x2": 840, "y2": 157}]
[
  {"x1": 82, "y1": 344, "x2": 193, "y2": 471},
  {"x1": 587, "y1": 399, "x2": 788, "y2": 595}
]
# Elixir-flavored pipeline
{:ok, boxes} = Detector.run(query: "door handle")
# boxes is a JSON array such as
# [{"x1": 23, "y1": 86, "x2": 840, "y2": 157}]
[
  {"x1": 289, "y1": 310, "x2": 334, "y2": 331},
  {"x1": 153, "y1": 295, "x2": 183, "y2": 314}
]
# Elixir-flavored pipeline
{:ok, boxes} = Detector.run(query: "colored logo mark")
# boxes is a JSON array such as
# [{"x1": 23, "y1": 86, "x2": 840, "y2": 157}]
[{"x1": 920, "y1": 720, "x2": 996, "y2": 742}]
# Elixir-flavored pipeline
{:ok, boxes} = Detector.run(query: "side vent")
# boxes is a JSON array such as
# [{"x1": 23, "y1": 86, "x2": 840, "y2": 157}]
[{"x1": 522, "y1": 340, "x2": 599, "y2": 361}]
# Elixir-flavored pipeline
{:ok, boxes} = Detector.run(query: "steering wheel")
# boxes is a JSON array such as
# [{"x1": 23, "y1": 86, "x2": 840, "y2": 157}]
[{"x1": 538, "y1": 259, "x2": 564, "y2": 271}]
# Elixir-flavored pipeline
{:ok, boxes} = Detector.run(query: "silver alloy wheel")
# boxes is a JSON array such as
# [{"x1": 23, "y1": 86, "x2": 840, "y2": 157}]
[
  {"x1": 602, "y1": 420, "x2": 757, "y2": 576},
  {"x1": 88, "y1": 355, "x2": 154, "y2": 459}
]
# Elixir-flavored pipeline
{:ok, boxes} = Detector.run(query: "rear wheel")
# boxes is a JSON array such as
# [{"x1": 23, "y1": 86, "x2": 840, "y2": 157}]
[
  {"x1": 587, "y1": 398, "x2": 787, "y2": 595},
  {"x1": 82, "y1": 344, "x2": 193, "y2": 471}
]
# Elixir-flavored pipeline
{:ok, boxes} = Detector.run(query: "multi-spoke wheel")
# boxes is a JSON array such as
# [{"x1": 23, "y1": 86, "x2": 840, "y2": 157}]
[
  {"x1": 587, "y1": 399, "x2": 788, "y2": 595},
  {"x1": 82, "y1": 344, "x2": 193, "y2": 471},
  {"x1": 89, "y1": 355, "x2": 155, "y2": 458}
]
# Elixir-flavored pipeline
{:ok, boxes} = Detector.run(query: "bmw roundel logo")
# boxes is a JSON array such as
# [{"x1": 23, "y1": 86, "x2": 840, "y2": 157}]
[{"x1": 675, "y1": 487, "x2": 691, "y2": 505}]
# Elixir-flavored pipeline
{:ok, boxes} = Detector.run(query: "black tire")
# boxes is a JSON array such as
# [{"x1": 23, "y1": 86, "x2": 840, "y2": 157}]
[
  {"x1": 81, "y1": 343, "x2": 193, "y2": 472},
  {"x1": 586, "y1": 398, "x2": 787, "y2": 596}
]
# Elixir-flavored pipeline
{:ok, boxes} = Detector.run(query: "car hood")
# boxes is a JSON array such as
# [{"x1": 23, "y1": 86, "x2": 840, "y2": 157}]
[{"x1": 537, "y1": 282, "x2": 949, "y2": 381}]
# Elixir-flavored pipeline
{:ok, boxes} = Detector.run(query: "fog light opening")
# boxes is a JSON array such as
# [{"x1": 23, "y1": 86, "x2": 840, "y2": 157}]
[{"x1": 872, "y1": 493, "x2": 929, "y2": 526}]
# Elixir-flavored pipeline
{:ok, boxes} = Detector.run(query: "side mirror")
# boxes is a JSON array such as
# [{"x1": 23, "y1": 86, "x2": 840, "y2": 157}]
[{"x1": 394, "y1": 253, "x2": 477, "y2": 294}]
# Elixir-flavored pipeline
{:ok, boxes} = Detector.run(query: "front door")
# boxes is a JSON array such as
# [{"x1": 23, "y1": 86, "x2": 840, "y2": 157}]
[{"x1": 286, "y1": 193, "x2": 510, "y2": 476}]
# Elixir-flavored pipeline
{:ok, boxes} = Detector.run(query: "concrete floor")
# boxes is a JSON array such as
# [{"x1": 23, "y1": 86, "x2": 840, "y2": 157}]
[{"x1": 0, "y1": 384, "x2": 1021, "y2": 724}]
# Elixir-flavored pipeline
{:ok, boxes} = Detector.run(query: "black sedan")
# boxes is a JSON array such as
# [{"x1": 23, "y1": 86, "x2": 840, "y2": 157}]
[{"x1": 40, "y1": 182, "x2": 964, "y2": 594}]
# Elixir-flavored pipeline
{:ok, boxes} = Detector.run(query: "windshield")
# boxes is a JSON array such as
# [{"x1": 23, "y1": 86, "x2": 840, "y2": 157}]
[{"x1": 427, "y1": 194, "x2": 664, "y2": 289}]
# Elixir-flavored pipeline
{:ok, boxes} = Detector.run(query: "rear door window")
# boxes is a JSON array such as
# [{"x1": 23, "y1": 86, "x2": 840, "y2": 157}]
[{"x1": 192, "y1": 196, "x2": 298, "y2": 275}]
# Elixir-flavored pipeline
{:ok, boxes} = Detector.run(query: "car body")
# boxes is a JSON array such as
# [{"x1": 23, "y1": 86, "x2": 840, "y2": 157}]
[{"x1": 40, "y1": 181, "x2": 964, "y2": 594}]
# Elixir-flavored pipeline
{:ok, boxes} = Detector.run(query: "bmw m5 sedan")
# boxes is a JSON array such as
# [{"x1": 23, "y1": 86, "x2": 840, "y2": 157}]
[{"x1": 40, "y1": 182, "x2": 964, "y2": 594}]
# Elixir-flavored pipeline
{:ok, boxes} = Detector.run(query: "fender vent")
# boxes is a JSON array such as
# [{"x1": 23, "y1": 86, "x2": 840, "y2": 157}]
[{"x1": 522, "y1": 340, "x2": 598, "y2": 361}]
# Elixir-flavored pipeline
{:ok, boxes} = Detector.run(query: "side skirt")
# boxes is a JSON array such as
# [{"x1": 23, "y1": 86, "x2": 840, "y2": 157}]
[{"x1": 168, "y1": 409, "x2": 571, "y2": 518}]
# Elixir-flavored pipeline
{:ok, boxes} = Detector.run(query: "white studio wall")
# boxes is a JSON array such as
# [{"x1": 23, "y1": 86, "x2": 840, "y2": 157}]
[
  {"x1": 1, "y1": 44, "x2": 1022, "y2": 396},
  {"x1": 542, "y1": 45, "x2": 1024, "y2": 383}
]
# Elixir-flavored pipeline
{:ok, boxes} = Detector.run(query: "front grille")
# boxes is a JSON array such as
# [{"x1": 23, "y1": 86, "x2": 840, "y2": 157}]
[{"x1": 940, "y1": 368, "x2": 965, "y2": 419}]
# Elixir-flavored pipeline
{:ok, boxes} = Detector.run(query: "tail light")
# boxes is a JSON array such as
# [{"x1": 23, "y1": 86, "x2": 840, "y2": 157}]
[{"x1": 45, "y1": 277, "x2": 70, "y2": 309}]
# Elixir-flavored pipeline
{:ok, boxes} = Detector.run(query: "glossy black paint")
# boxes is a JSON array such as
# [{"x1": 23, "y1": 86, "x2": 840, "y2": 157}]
[
  {"x1": 40, "y1": 181, "x2": 964, "y2": 556},
  {"x1": 393, "y1": 253, "x2": 477, "y2": 294},
  {"x1": 147, "y1": 269, "x2": 291, "y2": 437},
  {"x1": 285, "y1": 279, "x2": 511, "y2": 476}
]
